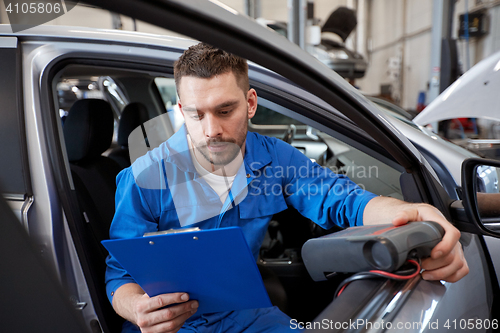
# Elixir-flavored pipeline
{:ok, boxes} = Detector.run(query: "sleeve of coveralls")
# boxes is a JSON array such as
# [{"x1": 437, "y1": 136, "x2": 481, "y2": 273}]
[
  {"x1": 276, "y1": 139, "x2": 378, "y2": 229},
  {"x1": 104, "y1": 167, "x2": 160, "y2": 304}
]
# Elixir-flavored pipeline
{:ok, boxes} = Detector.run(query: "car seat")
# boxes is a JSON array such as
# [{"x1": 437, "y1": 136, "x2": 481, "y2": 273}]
[
  {"x1": 108, "y1": 102, "x2": 150, "y2": 169},
  {"x1": 63, "y1": 99, "x2": 124, "y2": 333}
]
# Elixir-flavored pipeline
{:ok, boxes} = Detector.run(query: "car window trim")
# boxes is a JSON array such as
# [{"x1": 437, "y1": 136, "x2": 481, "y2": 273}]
[{"x1": 0, "y1": 37, "x2": 32, "y2": 198}]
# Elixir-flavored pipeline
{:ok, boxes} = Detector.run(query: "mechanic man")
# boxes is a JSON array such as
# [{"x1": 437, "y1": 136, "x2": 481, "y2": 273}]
[{"x1": 105, "y1": 43, "x2": 469, "y2": 333}]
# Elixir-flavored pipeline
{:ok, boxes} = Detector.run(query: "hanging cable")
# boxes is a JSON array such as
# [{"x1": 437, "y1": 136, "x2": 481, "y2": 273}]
[{"x1": 333, "y1": 259, "x2": 421, "y2": 298}]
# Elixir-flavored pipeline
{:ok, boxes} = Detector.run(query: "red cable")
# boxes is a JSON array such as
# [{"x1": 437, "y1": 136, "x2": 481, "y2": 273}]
[
  {"x1": 369, "y1": 259, "x2": 421, "y2": 280},
  {"x1": 336, "y1": 283, "x2": 349, "y2": 297},
  {"x1": 336, "y1": 260, "x2": 421, "y2": 297}
]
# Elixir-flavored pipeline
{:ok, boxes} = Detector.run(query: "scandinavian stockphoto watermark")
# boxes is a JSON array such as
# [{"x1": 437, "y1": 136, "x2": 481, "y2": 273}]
[
  {"x1": 1, "y1": 0, "x2": 79, "y2": 33},
  {"x1": 290, "y1": 318, "x2": 499, "y2": 331},
  {"x1": 247, "y1": 161, "x2": 375, "y2": 198}
]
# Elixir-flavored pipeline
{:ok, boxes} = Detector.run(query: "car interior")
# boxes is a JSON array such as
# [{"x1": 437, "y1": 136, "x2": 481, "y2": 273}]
[{"x1": 52, "y1": 61, "x2": 408, "y2": 331}]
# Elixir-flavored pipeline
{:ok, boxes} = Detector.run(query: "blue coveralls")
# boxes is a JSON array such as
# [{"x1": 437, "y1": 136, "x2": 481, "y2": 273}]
[{"x1": 105, "y1": 125, "x2": 377, "y2": 332}]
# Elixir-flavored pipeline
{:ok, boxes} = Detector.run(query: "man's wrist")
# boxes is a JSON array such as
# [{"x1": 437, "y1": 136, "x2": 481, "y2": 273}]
[
  {"x1": 112, "y1": 283, "x2": 146, "y2": 325},
  {"x1": 129, "y1": 293, "x2": 145, "y2": 325}
]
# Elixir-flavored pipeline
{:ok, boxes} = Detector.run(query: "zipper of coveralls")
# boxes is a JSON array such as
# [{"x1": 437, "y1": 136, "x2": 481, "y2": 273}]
[{"x1": 216, "y1": 168, "x2": 253, "y2": 228}]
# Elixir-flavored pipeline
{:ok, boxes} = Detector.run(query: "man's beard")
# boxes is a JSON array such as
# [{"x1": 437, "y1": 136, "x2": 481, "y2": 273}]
[
  {"x1": 195, "y1": 137, "x2": 242, "y2": 166},
  {"x1": 189, "y1": 115, "x2": 248, "y2": 166}
]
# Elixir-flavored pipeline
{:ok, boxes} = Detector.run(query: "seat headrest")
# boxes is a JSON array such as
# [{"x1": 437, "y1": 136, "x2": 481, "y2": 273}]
[
  {"x1": 117, "y1": 102, "x2": 149, "y2": 147},
  {"x1": 63, "y1": 99, "x2": 115, "y2": 162}
]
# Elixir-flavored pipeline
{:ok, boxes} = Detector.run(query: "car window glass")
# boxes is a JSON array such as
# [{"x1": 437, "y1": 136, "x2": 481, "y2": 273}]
[
  {"x1": 154, "y1": 77, "x2": 184, "y2": 133},
  {"x1": 372, "y1": 103, "x2": 418, "y2": 128},
  {"x1": 56, "y1": 75, "x2": 128, "y2": 143},
  {"x1": 249, "y1": 100, "x2": 403, "y2": 200},
  {"x1": 56, "y1": 78, "x2": 111, "y2": 116},
  {"x1": 102, "y1": 77, "x2": 128, "y2": 111},
  {"x1": 252, "y1": 105, "x2": 304, "y2": 126},
  {"x1": 54, "y1": 65, "x2": 176, "y2": 167}
]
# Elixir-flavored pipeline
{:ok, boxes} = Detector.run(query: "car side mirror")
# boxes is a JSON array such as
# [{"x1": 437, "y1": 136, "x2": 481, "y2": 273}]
[{"x1": 462, "y1": 158, "x2": 500, "y2": 236}]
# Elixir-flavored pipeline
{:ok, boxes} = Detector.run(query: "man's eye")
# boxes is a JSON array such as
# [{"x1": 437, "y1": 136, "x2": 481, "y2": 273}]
[
  {"x1": 192, "y1": 114, "x2": 202, "y2": 120},
  {"x1": 220, "y1": 110, "x2": 232, "y2": 115}
]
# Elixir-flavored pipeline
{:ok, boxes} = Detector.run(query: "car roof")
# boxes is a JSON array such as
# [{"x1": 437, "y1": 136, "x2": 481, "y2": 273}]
[{"x1": 0, "y1": 24, "x2": 197, "y2": 49}]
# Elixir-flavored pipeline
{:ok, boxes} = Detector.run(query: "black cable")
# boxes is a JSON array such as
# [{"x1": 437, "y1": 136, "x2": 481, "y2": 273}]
[{"x1": 333, "y1": 259, "x2": 421, "y2": 298}]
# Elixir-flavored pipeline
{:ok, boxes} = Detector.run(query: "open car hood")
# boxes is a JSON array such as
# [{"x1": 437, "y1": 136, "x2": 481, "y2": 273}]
[
  {"x1": 414, "y1": 49, "x2": 500, "y2": 125},
  {"x1": 321, "y1": 7, "x2": 357, "y2": 42}
]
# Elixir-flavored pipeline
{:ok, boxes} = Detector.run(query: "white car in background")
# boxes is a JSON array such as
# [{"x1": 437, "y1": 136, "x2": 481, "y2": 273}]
[{"x1": 415, "y1": 50, "x2": 500, "y2": 160}]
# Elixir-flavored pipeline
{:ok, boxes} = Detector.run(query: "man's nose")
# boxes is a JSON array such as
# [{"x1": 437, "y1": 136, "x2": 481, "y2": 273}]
[{"x1": 204, "y1": 114, "x2": 222, "y2": 138}]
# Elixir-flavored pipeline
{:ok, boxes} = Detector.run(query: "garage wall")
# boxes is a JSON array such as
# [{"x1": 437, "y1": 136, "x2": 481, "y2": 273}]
[
  {"x1": 0, "y1": 1, "x2": 9, "y2": 24},
  {"x1": 0, "y1": 2, "x2": 189, "y2": 38},
  {"x1": 221, "y1": 0, "x2": 350, "y2": 23},
  {"x1": 221, "y1": 0, "x2": 431, "y2": 109},
  {"x1": 454, "y1": 0, "x2": 500, "y2": 70},
  {"x1": 357, "y1": 0, "x2": 433, "y2": 110},
  {"x1": 43, "y1": 4, "x2": 116, "y2": 29}
]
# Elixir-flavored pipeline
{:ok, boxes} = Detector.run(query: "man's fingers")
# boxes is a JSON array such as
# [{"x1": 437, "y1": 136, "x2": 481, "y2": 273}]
[
  {"x1": 138, "y1": 300, "x2": 198, "y2": 330},
  {"x1": 392, "y1": 204, "x2": 460, "y2": 260},
  {"x1": 429, "y1": 220, "x2": 461, "y2": 259},
  {"x1": 438, "y1": 263, "x2": 470, "y2": 283},
  {"x1": 421, "y1": 243, "x2": 469, "y2": 282},
  {"x1": 391, "y1": 208, "x2": 417, "y2": 226},
  {"x1": 387, "y1": 202, "x2": 468, "y2": 283},
  {"x1": 154, "y1": 300, "x2": 198, "y2": 323},
  {"x1": 422, "y1": 258, "x2": 469, "y2": 282},
  {"x1": 138, "y1": 292, "x2": 190, "y2": 314},
  {"x1": 148, "y1": 308, "x2": 198, "y2": 333},
  {"x1": 420, "y1": 251, "x2": 455, "y2": 271}
]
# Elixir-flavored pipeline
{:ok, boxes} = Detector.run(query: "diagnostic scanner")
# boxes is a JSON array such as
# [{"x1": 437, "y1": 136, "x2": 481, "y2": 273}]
[{"x1": 302, "y1": 221, "x2": 444, "y2": 281}]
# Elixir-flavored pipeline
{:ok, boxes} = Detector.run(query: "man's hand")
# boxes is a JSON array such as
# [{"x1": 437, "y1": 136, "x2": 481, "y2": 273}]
[
  {"x1": 112, "y1": 284, "x2": 198, "y2": 333},
  {"x1": 364, "y1": 197, "x2": 469, "y2": 283},
  {"x1": 132, "y1": 292, "x2": 198, "y2": 333},
  {"x1": 391, "y1": 203, "x2": 469, "y2": 282}
]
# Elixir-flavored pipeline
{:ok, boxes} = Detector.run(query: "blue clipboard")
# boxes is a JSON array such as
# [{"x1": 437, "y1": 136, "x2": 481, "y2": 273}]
[{"x1": 102, "y1": 227, "x2": 272, "y2": 314}]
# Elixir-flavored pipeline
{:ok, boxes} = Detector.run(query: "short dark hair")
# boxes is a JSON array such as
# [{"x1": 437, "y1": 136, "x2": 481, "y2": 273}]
[{"x1": 174, "y1": 43, "x2": 249, "y2": 97}]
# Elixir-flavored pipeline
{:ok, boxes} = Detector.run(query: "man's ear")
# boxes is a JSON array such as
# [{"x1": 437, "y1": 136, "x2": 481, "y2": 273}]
[
  {"x1": 247, "y1": 88, "x2": 258, "y2": 119},
  {"x1": 178, "y1": 100, "x2": 184, "y2": 117}
]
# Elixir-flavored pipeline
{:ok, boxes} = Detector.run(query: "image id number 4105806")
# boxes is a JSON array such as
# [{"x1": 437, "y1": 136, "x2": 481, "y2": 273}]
[
  {"x1": 444, "y1": 319, "x2": 498, "y2": 330},
  {"x1": 5, "y1": 1, "x2": 62, "y2": 14}
]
